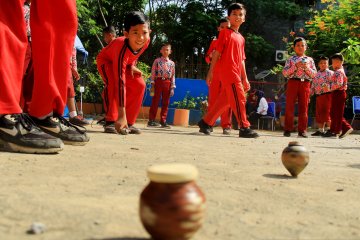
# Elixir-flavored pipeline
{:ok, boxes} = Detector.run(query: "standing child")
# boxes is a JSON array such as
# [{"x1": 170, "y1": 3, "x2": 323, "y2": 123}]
[
  {"x1": 205, "y1": 18, "x2": 233, "y2": 135},
  {"x1": 147, "y1": 43, "x2": 175, "y2": 128},
  {"x1": 96, "y1": 11, "x2": 150, "y2": 134},
  {"x1": 282, "y1": 37, "x2": 317, "y2": 138},
  {"x1": 103, "y1": 25, "x2": 117, "y2": 45},
  {"x1": 323, "y1": 53, "x2": 353, "y2": 138},
  {"x1": 310, "y1": 56, "x2": 333, "y2": 136},
  {"x1": 198, "y1": 3, "x2": 259, "y2": 138}
]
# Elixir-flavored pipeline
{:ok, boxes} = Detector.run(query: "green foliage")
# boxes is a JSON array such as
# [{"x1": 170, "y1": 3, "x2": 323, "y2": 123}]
[
  {"x1": 172, "y1": 92, "x2": 207, "y2": 110},
  {"x1": 245, "y1": 34, "x2": 274, "y2": 68},
  {"x1": 137, "y1": 61, "x2": 151, "y2": 84}
]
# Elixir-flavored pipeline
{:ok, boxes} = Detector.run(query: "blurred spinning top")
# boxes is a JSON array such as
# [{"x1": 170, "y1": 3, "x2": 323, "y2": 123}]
[
  {"x1": 139, "y1": 163, "x2": 206, "y2": 240},
  {"x1": 281, "y1": 141, "x2": 309, "y2": 177}
]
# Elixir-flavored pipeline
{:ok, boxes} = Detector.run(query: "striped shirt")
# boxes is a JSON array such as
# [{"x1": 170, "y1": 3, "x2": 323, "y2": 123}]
[
  {"x1": 282, "y1": 55, "x2": 317, "y2": 81},
  {"x1": 310, "y1": 69, "x2": 333, "y2": 95},
  {"x1": 151, "y1": 57, "x2": 176, "y2": 88},
  {"x1": 331, "y1": 67, "x2": 347, "y2": 91}
]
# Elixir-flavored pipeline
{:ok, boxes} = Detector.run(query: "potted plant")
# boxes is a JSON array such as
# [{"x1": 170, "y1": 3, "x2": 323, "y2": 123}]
[{"x1": 171, "y1": 92, "x2": 193, "y2": 126}]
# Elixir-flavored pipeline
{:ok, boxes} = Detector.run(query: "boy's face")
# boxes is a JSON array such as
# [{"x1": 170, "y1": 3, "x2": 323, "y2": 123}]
[
  {"x1": 124, "y1": 23, "x2": 150, "y2": 52},
  {"x1": 228, "y1": 9, "x2": 246, "y2": 28},
  {"x1": 318, "y1": 60, "x2": 328, "y2": 71},
  {"x1": 103, "y1": 33, "x2": 116, "y2": 45},
  {"x1": 331, "y1": 58, "x2": 343, "y2": 70},
  {"x1": 293, "y1": 40, "x2": 307, "y2": 56},
  {"x1": 217, "y1": 21, "x2": 230, "y2": 32},
  {"x1": 160, "y1": 45, "x2": 171, "y2": 58}
]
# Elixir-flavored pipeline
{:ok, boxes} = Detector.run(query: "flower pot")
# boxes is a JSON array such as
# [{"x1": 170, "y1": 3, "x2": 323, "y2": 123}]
[
  {"x1": 189, "y1": 109, "x2": 202, "y2": 125},
  {"x1": 77, "y1": 102, "x2": 103, "y2": 115},
  {"x1": 166, "y1": 108, "x2": 175, "y2": 124},
  {"x1": 173, "y1": 109, "x2": 189, "y2": 127}
]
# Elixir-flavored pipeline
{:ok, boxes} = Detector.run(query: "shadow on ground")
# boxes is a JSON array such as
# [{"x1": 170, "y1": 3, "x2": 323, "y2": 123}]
[{"x1": 263, "y1": 174, "x2": 295, "y2": 179}]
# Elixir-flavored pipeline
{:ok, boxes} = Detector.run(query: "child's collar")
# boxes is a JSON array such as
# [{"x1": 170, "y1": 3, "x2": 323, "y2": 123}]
[{"x1": 125, "y1": 38, "x2": 142, "y2": 55}]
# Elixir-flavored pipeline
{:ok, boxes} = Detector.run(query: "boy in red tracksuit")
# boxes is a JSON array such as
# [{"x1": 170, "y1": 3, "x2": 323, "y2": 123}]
[
  {"x1": 96, "y1": 11, "x2": 150, "y2": 135},
  {"x1": 310, "y1": 56, "x2": 333, "y2": 136},
  {"x1": 323, "y1": 53, "x2": 353, "y2": 139},
  {"x1": 198, "y1": 3, "x2": 259, "y2": 138},
  {"x1": 205, "y1": 18, "x2": 233, "y2": 135},
  {"x1": 148, "y1": 43, "x2": 176, "y2": 128},
  {"x1": 282, "y1": 37, "x2": 317, "y2": 138},
  {"x1": 0, "y1": 0, "x2": 88, "y2": 154}
]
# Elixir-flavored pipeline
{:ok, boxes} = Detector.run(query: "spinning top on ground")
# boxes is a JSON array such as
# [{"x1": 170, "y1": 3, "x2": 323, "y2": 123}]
[
  {"x1": 281, "y1": 141, "x2": 309, "y2": 177},
  {"x1": 139, "y1": 163, "x2": 206, "y2": 240}
]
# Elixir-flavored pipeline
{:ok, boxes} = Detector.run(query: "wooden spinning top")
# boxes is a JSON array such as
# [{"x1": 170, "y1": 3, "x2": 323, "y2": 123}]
[{"x1": 281, "y1": 141, "x2": 309, "y2": 177}]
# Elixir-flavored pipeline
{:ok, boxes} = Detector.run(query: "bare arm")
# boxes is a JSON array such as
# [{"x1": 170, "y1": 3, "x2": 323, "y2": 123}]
[{"x1": 241, "y1": 60, "x2": 250, "y2": 92}]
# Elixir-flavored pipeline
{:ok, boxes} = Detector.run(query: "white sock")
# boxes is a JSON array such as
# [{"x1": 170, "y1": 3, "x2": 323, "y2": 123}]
[
  {"x1": 318, "y1": 128, "x2": 324, "y2": 132},
  {"x1": 69, "y1": 111, "x2": 77, "y2": 118}
]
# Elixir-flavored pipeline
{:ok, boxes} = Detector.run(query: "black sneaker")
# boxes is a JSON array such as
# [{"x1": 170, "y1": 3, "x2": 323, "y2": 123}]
[
  {"x1": 339, "y1": 128, "x2": 353, "y2": 139},
  {"x1": 147, "y1": 120, "x2": 161, "y2": 127},
  {"x1": 298, "y1": 132, "x2": 308, "y2": 138},
  {"x1": 128, "y1": 125, "x2": 141, "y2": 134},
  {"x1": 31, "y1": 113, "x2": 90, "y2": 146},
  {"x1": 0, "y1": 114, "x2": 63, "y2": 153},
  {"x1": 322, "y1": 130, "x2": 337, "y2": 138},
  {"x1": 210, "y1": 126, "x2": 214, "y2": 132},
  {"x1": 239, "y1": 128, "x2": 259, "y2": 138},
  {"x1": 283, "y1": 131, "x2": 291, "y2": 137},
  {"x1": 160, "y1": 121, "x2": 171, "y2": 129},
  {"x1": 69, "y1": 115, "x2": 90, "y2": 127},
  {"x1": 198, "y1": 119, "x2": 211, "y2": 135},
  {"x1": 311, "y1": 131, "x2": 324, "y2": 136},
  {"x1": 223, "y1": 128, "x2": 231, "y2": 135},
  {"x1": 104, "y1": 121, "x2": 117, "y2": 134}
]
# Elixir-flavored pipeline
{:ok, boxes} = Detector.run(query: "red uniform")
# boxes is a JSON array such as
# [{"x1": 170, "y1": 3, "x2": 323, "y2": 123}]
[
  {"x1": 203, "y1": 28, "x2": 249, "y2": 128},
  {"x1": 0, "y1": 0, "x2": 77, "y2": 117},
  {"x1": 206, "y1": 39, "x2": 231, "y2": 129},
  {"x1": 96, "y1": 37, "x2": 149, "y2": 124}
]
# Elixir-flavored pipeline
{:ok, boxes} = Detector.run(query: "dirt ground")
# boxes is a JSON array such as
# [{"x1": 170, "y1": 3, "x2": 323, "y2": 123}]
[{"x1": 1, "y1": 120, "x2": 360, "y2": 240}]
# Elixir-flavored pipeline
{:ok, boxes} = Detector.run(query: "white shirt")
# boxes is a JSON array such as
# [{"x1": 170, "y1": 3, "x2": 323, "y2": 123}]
[{"x1": 257, "y1": 97, "x2": 268, "y2": 115}]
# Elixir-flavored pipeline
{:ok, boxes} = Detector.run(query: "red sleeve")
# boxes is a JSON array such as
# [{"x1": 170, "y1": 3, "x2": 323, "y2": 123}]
[
  {"x1": 215, "y1": 29, "x2": 228, "y2": 55},
  {"x1": 205, "y1": 39, "x2": 217, "y2": 64}
]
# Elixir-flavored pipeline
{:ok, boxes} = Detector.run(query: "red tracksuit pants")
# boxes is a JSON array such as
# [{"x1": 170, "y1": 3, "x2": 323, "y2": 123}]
[
  {"x1": 315, "y1": 93, "x2": 332, "y2": 124},
  {"x1": 149, "y1": 78, "x2": 171, "y2": 123},
  {"x1": 330, "y1": 90, "x2": 352, "y2": 134},
  {"x1": 208, "y1": 73, "x2": 232, "y2": 129},
  {"x1": 0, "y1": 0, "x2": 77, "y2": 117},
  {"x1": 100, "y1": 66, "x2": 145, "y2": 125},
  {"x1": 284, "y1": 79, "x2": 310, "y2": 133},
  {"x1": 203, "y1": 81, "x2": 250, "y2": 128}
]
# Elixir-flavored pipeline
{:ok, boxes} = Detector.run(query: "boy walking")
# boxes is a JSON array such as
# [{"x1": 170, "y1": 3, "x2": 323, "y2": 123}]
[
  {"x1": 310, "y1": 56, "x2": 333, "y2": 136},
  {"x1": 323, "y1": 53, "x2": 353, "y2": 138},
  {"x1": 148, "y1": 43, "x2": 175, "y2": 128},
  {"x1": 96, "y1": 11, "x2": 150, "y2": 134},
  {"x1": 198, "y1": 3, "x2": 259, "y2": 138},
  {"x1": 205, "y1": 18, "x2": 233, "y2": 135}
]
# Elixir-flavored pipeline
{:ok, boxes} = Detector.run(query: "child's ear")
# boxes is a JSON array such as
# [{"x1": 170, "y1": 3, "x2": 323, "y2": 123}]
[{"x1": 123, "y1": 31, "x2": 129, "y2": 38}]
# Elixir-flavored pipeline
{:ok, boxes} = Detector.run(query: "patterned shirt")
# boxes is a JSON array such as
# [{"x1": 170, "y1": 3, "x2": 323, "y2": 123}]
[
  {"x1": 151, "y1": 57, "x2": 176, "y2": 88},
  {"x1": 282, "y1": 55, "x2": 317, "y2": 81},
  {"x1": 331, "y1": 67, "x2": 347, "y2": 91},
  {"x1": 70, "y1": 47, "x2": 77, "y2": 70},
  {"x1": 310, "y1": 69, "x2": 333, "y2": 95},
  {"x1": 23, "y1": 3, "x2": 31, "y2": 37}
]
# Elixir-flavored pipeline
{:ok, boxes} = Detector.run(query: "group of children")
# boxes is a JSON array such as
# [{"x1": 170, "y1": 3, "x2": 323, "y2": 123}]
[
  {"x1": 0, "y1": 2, "x2": 354, "y2": 155},
  {"x1": 282, "y1": 38, "x2": 352, "y2": 139}
]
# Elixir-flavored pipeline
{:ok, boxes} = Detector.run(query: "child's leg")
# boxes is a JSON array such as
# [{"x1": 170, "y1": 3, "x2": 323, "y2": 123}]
[
  {"x1": 29, "y1": 0, "x2": 77, "y2": 117},
  {"x1": 160, "y1": 80, "x2": 171, "y2": 123},
  {"x1": 149, "y1": 79, "x2": 162, "y2": 121},
  {"x1": 125, "y1": 71, "x2": 145, "y2": 125},
  {"x1": 340, "y1": 91, "x2": 352, "y2": 133},
  {"x1": 224, "y1": 82, "x2": 250, "y2": 129},
  {"x1": 99, "y1": 64, "x2": 118, "y2": 122},
  {"x1": 0, "y1": 0, "x2": 27, "y2": 114},
  {"x1": 296, "y1": 81, "x2": 310, "y2": 133},
  {"x1": 284, "y1": 80, "x2": 299, "y2": 132},
  {"x1": 330, "y1": 91, "x2": 343, "y2": 134},
  {"x1": 203, "y1": 88, "x2": 230, "y2": 126}
]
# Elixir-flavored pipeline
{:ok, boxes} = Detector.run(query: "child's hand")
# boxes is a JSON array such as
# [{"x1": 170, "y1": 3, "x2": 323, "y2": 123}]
[
  {"x1": 243, "y1": 81, "x2": 251, "y2": 92},
  {"x1": 206, "y1": 71, "x2": 213, "y2": 86},
  {"x1": 131, "y1": 65, "x2": 142, "y2": 77},
  {"x1": 170, "y1": 88, "x2": 174, "y2": 97},
  {"x1": 72, "y1": 68, "x2": 80, "y2": 81},
  {"x1": 115, "y1": 117, "x2": 128, "y2": 134}
]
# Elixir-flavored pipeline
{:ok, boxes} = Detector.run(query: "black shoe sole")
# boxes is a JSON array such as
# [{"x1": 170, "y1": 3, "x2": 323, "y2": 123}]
[{"x1": 0, "y1": 138, "x2": 64, "y2": 154}]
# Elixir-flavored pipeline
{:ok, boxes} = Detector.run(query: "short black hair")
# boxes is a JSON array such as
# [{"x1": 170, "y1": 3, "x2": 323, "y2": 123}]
[
  {"x1": 218, "y1": 18, "x2": 229, "y2": 26},
  {"x1": 123, "y1": 11, "x2": 149, "y2": 32},
  {"x1": 293, "y1": 37, "x2": 306, "y2": 47},
  {"x1": 162, "y1": 42, "x2": 171, "y2": 48},
  {"x1": 331, "y1": 53, "x2": 344, "y2": 61},
  {"x1": 103, "y1": 25, "x2": 116, "y2": 35},
  {"x1": 227, "y1": 3, "x2": 246, "y2": 16},
  {"x1": 318, "y1": 56, "x2": 329, "y2": 61}
]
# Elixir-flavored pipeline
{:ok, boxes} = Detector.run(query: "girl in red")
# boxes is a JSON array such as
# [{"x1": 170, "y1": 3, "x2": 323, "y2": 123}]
[
  {"x1": 96, "y1": 11, "x2": 150, "y2": 134},
  {"x1": 198, "y1": 3, "x2": 259, "y2": 138},
  {"x1": 205, "y1": 18, "x2": 233, "y2": 135},
  {"x1": 282, "y1": 37, "x2": 317, "y2": 138}
]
